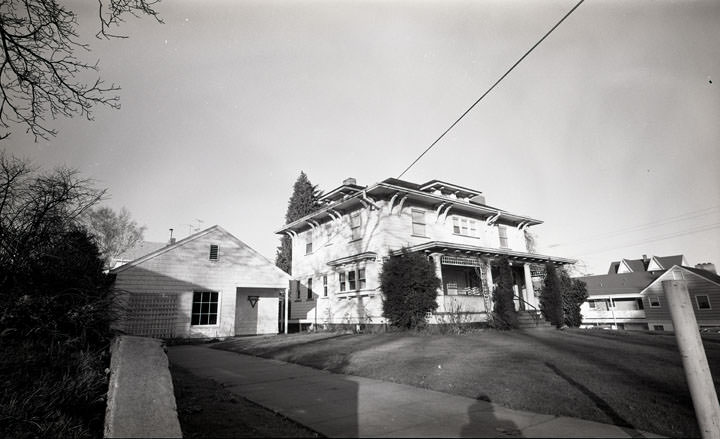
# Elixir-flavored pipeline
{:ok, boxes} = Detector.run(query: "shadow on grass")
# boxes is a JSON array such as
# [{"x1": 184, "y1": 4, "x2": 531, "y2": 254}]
[{"x1": 544, "y1": 362, "x2": 648, "y2": 438}]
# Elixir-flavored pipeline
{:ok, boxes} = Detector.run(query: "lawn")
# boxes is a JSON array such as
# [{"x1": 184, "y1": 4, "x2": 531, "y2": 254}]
[{"x1": 212, "y1": 329, "x2": 720, "y2": 438}]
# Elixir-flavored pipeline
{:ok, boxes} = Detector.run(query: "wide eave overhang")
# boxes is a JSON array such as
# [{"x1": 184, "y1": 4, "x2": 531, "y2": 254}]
[
  {"x1": 275, "y1": 181, "x2": 544, "y2": 234},
  {"x1": 391, "y1": 241, "x2": 576, "y2": 265}
]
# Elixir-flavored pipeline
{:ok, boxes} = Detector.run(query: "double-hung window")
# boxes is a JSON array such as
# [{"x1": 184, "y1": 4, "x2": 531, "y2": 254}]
[
  {"x1": 306, "y1": 231, "x2": 313, "y2": 254},
  {"x1": 339, "y1": 272, "x2": 346, "y2": 292},
  {"x1": 411, "y1": 209, "x2": 426, "y2": 236},
  {"x1": 358, "y1": 268, "x2": 366, "y2": 289},
  {"x1": 498, "y1": 225, "x2": 508, "y2": 249},
  {"x1": 307, "y1": 278, "x2": 313, "y2": 300},
  {"x1": 323, "y1": 275, "x2": 328, "y2": 297},
  {"x1": 348, "y1": 270, "x2": 357, "y2": 290},
  {"x1": 191, "y1": 291, "x2": 218, "y2": 325},
  {"x1": 350, "y1": 211, "x2": 361, "y2": 240}
]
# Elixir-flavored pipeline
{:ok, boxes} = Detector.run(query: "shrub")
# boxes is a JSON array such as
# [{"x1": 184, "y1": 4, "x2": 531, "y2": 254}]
[
  {"x1": 561, "y1": 271, "x2": 588, "y2": 327},
  {"x1": 380, "y1": 249, "x2": 440, "y2": 329},
  {"x1": 492, "y1": 257, "x2": 519, "y2": 329},
  {"x1": 539, "y1": 262, "x2": 563, "y2": 327}
]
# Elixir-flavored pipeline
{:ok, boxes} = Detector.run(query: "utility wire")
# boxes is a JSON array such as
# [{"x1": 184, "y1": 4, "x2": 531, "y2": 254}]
[
  {"x1": 573, "y1": 222, "x2": 720, "y2": 257},
  {"x1": 397, "y1": 0, "x2": 586, "y2": 179},
  {"x1": 548, "y1": 206, "x2": 720, "y2": 248}
]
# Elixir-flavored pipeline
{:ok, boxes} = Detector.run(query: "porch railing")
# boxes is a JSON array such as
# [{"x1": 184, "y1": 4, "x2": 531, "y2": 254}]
[{"x1": 512, "y1": 292, "x2": 542, "y2": 326}]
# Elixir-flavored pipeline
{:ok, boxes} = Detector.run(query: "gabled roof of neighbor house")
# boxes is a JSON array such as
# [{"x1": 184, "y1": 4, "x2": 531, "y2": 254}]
[
  {"x1": 607, "y1": 254, "x2": 686, "y2": 274},
  {"x1": 649, "y1": 255, "x2": 686, "y2": 271},
  {"x1": 639, "y1": 265, "x2": 720, "y2": 295},
  {"x1": 110, "y1": 225, "x2": 290, "y2": 281},
  {"x1": 581, "y1": 270, "x2": 663, "y2": 296}
]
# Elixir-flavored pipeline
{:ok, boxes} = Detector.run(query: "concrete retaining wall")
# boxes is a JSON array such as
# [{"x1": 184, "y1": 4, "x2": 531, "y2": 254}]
[{"x1": 104, "y1": 335, "x2": 182, "y2": 438}]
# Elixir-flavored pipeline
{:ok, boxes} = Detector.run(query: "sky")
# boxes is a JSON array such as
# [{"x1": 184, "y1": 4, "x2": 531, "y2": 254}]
[{"x1": 4, "y1": 0, "x2": 720, "y2": 275}]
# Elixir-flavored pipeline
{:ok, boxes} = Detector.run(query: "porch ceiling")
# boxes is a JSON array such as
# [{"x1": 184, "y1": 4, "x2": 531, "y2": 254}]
[{"x1": 391, "y1": 241, "x2": 576, "y2": 265}]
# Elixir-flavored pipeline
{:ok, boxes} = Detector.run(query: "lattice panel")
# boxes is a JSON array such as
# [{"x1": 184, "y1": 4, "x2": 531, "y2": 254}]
[
  {"x1": 441, "y1": 255, "x2": 484, "y2": 267},
  {"x1": 125, "y1": 293, "x2": 179, "y2": 338}
]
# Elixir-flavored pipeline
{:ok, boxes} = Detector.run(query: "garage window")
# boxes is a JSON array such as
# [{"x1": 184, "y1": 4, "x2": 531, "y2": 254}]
[{"x1": 191, "y1": 291, "x2": 218, "y2": 325}]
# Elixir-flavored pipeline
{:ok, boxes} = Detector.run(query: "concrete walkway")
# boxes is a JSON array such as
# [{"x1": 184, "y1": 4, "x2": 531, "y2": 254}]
[{"x1": 168, "y1": 345, "x2": 663, "y2": 438}]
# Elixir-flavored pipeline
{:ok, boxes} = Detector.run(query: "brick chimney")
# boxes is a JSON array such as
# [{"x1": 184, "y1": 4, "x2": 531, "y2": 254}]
[
  {"x1": 695, "y1": 263, "x2": 717, "y2": 274},
  {"x1": 343, "y1": 177, "x2": 357, "y2": 186}
]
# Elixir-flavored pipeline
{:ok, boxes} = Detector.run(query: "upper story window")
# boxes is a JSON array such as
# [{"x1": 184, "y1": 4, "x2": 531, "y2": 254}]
[
  {"x1": 350, "y1": 211, "x2": 362, "y2": 240},
  {"x1": 498, "y1": 225, "x2": 508, "y2": 249},
  {"x1": 452, "y1": 216, "x2": 479, "y2": 237},
  {"x1": 411, "y1": 209, "x2": 426, "y2": 236},
  {"x1": 305, "y1": 231, "x2": 313, "y2": 254},
  {"x1": 323, "y1": 275, "x2": 328, "y2": 297},
  {"x1": 696, "y1": 295, "x2": 711, "y2": 310},
  {"x1": 209, "y1": 244, "x2": 219, "y2": 261},
  {"x1": 649, "y1": 295, "x2": 661, "y2": 308}
]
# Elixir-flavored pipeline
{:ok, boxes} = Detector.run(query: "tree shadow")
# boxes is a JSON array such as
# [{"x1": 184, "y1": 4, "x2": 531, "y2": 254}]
[{"x1": 544, "y1": 361, "x2": 646, "y2": 438}]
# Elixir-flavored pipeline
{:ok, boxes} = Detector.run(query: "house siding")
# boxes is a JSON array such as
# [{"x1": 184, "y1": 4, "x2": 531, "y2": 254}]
[
  {"x1": 642, "y1": 269, "x2": 720, "y2": 329},
  {"x1": 114, "y1": 227, "x2": 288, "y2": 338},
  {"x1": 288, "y1": 198, "x2": 529, "y2": 324}
]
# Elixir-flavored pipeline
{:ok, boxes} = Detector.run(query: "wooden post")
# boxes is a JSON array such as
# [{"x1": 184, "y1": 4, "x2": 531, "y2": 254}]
[
  {"x1": 284, "y1": 286, "x2": 289, "y2": 334},
  {"x1": 663, "y1": 280, "x2": 720, "y2": 439}
]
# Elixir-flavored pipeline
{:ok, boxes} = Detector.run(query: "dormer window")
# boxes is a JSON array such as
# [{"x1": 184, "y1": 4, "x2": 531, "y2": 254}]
[{"x1": 209, "y1": 244, "x2": 219, "y2": 261}]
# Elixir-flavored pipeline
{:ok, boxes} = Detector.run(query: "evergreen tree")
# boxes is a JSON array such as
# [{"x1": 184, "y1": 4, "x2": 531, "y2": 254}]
[
  {"x1": 275, "y1": 172, "x2": 323, "y2": 274},
  {"x1": 539, "y1": 262, "x2": 563, "y2": 327},
  {"x1": 492, "y1": 257, "x2": 519, "y2": 329},
  {"x1": 381, "y1": 249, "x2": 440, "y2": 329},
  {"x1": 560, "y1": 270, "x2": 588, "y2": 327}
]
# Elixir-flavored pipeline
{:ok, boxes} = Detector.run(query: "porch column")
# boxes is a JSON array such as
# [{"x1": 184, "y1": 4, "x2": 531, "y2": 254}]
[
  {"x1": 430, "y1": 253, "x2": 444, "y2": 296},
  {"x1": 485, "y1": 259, "x2": 494, "y2": 292},
  {"x1": 523, "y1": 263, "x2": 536, "y2": 309}
]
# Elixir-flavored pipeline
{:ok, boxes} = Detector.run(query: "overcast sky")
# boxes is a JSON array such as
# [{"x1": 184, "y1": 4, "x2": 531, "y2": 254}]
[{"x1": 5, "y1": 0, "x2": 719, "y2": 275}]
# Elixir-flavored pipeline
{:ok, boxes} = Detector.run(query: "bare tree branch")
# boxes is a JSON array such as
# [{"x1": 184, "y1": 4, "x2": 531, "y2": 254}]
[{"x1": 0, "y1": 0, "x2": 162, "y2": 141}]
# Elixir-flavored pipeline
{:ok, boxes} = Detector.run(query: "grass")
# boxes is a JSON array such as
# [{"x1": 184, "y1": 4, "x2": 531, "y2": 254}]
[
  {"x1": 212, "y1": 328, "x2": 720, "y2": 438},
  {"x1": 171, "y1": 364, "x2": 322, "y2": 438}
]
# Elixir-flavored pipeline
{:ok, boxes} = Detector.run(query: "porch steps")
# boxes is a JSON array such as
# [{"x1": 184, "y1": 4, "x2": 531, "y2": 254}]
[{"x1": 517, "y1": 310, "x2": 555, "y2": 330}]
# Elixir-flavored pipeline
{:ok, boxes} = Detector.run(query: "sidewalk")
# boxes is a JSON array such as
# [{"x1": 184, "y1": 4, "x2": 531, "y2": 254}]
[{"x1": 168, "y1": 345, "x2": 663, "y2": 438}]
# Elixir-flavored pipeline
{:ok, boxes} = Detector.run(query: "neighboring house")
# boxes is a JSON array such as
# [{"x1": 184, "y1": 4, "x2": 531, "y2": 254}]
[
  {"x1": 578, "y1": 255, "x2": 719, "y2": 331},
  {"x1": 111, "y1": 225, "x2": 290, "y2": 338},
  {"x1": 640, "y1": 265, "x2": 720, "y2": 331},
  {"x1": 110, "y1": 240, "x2": 166, "y2": 269},
  {"x1": 276, "y1": 177, "x2": 575, "y2": 329}
]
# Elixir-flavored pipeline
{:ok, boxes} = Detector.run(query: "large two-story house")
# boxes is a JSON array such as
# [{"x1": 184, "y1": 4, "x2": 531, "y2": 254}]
[{"x1": 276, "y1": 177, "x2": 575, "y2": 329}]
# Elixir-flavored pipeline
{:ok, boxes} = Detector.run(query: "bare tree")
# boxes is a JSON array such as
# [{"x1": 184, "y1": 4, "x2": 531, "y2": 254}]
[
  {"x1": 0, "y1": 152, "x2": 105, "y2": 281},
  {"x1": 83, "y1": 205, "x2": 145, "y2": 268},
  {"x1": 0, "y1": 0, "x2": 162, "y2": 140}
]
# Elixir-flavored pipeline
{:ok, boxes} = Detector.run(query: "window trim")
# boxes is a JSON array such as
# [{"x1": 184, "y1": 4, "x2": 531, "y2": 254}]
[
  {"x1": 305, "y1": 231, "x2": 313, "y2": 254},
  {"x1": 411, "y1": 208, "x2": 427, "y2": 237},
  {"x1": 338, "y1": 266, "x2": 368, "y2": 293},
  {"x1": 452, "y1": 215, "x2": 480, "y2": 238},
  {"x1": 350, "y1": 211, "x2": 362, "y2": 241},
  {"x1": 588, "y1": 300, "x2": 596, "y2": 309},
  {"x1": 323, "y1": 275, "x2": 328, "y2": 297},
  {"x1": 649, "y1": 295, "x2": 661, "y2": 308},
  {"x1": 191, "y1": 291, "x2": 219, "y2": 326},
  {"x1": 695, "y1": 294, "x2": 712, "y2": 310},
  {"x1": 339, "y1": 272, "x2": 346, "y2": 292},
  {"x1": 498, "y1": 225, "x2": 509, "y2": 249},
  {"x1": 307, "y1": 278, "x2": 313, "y2": 300}
]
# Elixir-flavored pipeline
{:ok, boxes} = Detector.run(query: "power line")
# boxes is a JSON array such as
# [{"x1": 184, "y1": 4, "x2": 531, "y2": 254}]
[
  {"x1": 548, "y1": 206, "x2": 720, "y2": 248},
  {"x1": 573, "y1": 222, "x2": 720, "y2": 257},
  {"x1": 397, "y1": 0, "x2": 585, "y2": 179}
]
